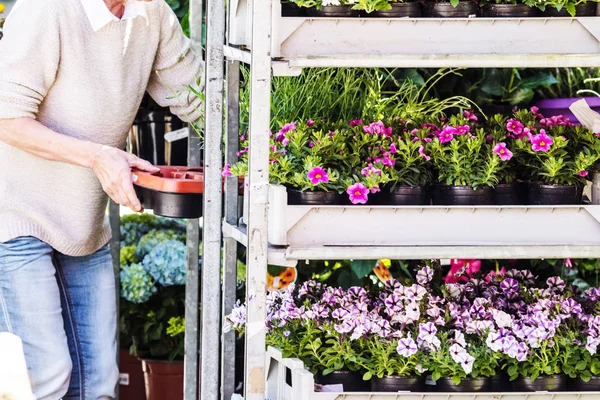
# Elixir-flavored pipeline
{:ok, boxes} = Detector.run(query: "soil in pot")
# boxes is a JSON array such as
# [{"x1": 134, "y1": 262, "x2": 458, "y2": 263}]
[
  {"x1": 481, "y1": 3, "x2": 539, "y2": 17},
  {"x1": 512, "y1": 374, "x2": 567, "y2": 392},
  {"x1": 306, "y1": 5, "x2": 358, "y2": 17},
  {"x1": 371, "y1": 375, "x2": 425, "y2": 392},
  {"x1": 432, "y1": 185, "x2": 494, "y2": 206},
  {"x1": 435, "y1": 377, "x2": 491, "y2": 392},
  {"x1": 571, "y1": 375, "x2": 600, "y2": 391},
  {"x1": 119, "y1": 350, "x2": 147, "y2": 400},
  {"x1": 370, "y1": 2, "x2": 422, "y2": 17},
  {"x1": 287, "y1": 189, "x2": 341, "y2": 205},
  {"x1": 543, "y1": 2, "x2": 595, "y2": 16},
  {"x1": 494, "y1": 182, "x2": 527, "y2": 205},
  {"x1": 141, "y1": 360, "x2": 184, "y2": 400},
  {"x1": 315, "y1": 370, "x2": 369, "y2": 391},
  {"x1": 281, "y1": 2, "x2": 306, "y2": 16},
  {"x1": 424, "y1": 1, "x2": 478, "y2": 17},
  {"x1": 383, "y1": 185, "x2": 431, "y2": 205},
  {"x1": 527, "y1": 183, "x2": 583, "y2": 205}
]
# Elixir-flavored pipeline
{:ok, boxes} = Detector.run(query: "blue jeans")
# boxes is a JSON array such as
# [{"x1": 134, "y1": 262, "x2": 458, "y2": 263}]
[{"x1": 0, "y1": 237, "x2": 119, "y2": 400}]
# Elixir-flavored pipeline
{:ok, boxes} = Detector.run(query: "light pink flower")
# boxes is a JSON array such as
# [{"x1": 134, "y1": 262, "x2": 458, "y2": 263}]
[
  {"x1": 347, "y1": 183, "x2": 369, "y2": 205},
  {"x1": 493, "y1": 142, "x2": 513, "y2": 161},
  {"x1": 418, "y1": 145, "x2": 431, "y2": 161},
  {"x1": 222, "y1": 164, "x2": 232, "y2": 177},
  {"x1": 307, "y1": 167, "x2": 329, "y2": 185},
  {"x1": 371, "y1": 186, "x2": 381, "y2": 194},
  {"x1": 531, "y1": 130, "x2": 553, "y2": 152}
]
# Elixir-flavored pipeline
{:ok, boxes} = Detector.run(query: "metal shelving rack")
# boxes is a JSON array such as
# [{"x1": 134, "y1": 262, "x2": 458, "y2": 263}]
[{"x1": 199, "y1": 2, "x2": 600, "y2": 400}]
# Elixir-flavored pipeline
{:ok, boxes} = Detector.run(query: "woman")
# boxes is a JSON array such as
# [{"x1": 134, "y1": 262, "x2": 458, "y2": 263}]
[{"x1": 0, "y1": 0, "x2": 204, "y2": 398}]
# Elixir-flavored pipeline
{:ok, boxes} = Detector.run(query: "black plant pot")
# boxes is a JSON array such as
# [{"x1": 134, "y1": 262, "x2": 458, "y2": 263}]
[
  {"x1": 435, "y1": 377, "x2": 491, "y2": 392},
  {"x1": 371, "y1": 2, "x2": 422, "y2": 17},
  {"x1": 134, "y1": 185, "x2": 203, "y2": 219},
  {"x1": 371, "y1": 375, "x2": 425, "y2": 392},
  {"x1": 383, "y1": 185, "x2": 431, "y2": 205},
  {"x1": 432, "y1": 185, "x2": 494, "y2": 206},
  {"x1": 490, "y1": 372, "x2": 512, "y2": 392},
  {"x1": 306, "y1": 5, "x2": 358, "y2": 17},
  {"x1": 527, "y1": 183, "x2": 583, "y2": 205},
  {"x1": 130, "y1": 110, "x2": 186, "y2": 166},
  {"x1": 543, "y1": 2, "x2": 596, "y2": 16},
  {"x1": 315, "y1": 370, "x2": 369, "y2": 391},
  {"x1": 571, "y1": 376, "x2": 600, "y2": 391},
  {"x1": 481, "y1": 3, "x2": 539, "y2": 17},
  {"x1": 512, "y1": 375, "x2": 567, "y2": 392},
  {"x1": 424, "y1": 1, "x2": 478, "y2": 17},
  {"x1": 287, "y1": 189, "x2": 340, "y2": 205},
  {"x1": 281, "y1": 2, "x2": 306, "y2": 16},
  {"x1": 494, "y1": 182, "x2": 527, "y2": 205}
]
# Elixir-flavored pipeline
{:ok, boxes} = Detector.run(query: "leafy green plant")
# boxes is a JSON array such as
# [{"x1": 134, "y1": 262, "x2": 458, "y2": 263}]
[
  {"x1": 363, "y1": 337, "x2": 422, "y2": 379},
  {"x1": 536, "y1": 68, "x2": 600, "y2": 99}
]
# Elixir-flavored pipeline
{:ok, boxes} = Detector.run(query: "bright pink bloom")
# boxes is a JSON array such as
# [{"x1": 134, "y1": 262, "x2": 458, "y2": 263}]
[
  {"x1": 531, "y1": 130, "x2": 553, "y2": 152},
  {"x1": 464, "y1": 110, "x2": 478, "y2": 122},
  {"x1": 485, "y1": 267, "x2": 507, "y2": 283},
  {"x1": 347, "y1": 183, "x2": 369, "y2": 205},
  {"x1": 222, "y1": 164, "x2": 232, "y2": 177},
  {"x1": 350, "y1": 119, "x2": 363, "y2": 127},
  {"x1": 530, "y1": 106, "x2": 539, "y2": 114},
  {"x1": 306, "y1": 119, "x2": 315, "y2": 127},
  {"x1": 438, "y1": 127, "x2": 456, "y2": 144},
  {"x1": 307, "y1": 167, "x2": 329, "y2": 185},
  {"x1": 280, "y1": 122, "x2": 297, "y2": 134},
  {"x1": 493, "y1": 142, "x2": 513, "y2": 161},
  {"x1": 282, "y1": 138, "x2": 289, "y2": 146},
  {"x1": 456, "y1": 125, "x2": 470, "y2": 135},
  {"x1": 444, "y1": 260, "x2": 482, "y2": 284},
  {"x1": 390, "y1": 143, "x2": 398, "y2": 154},
  {"x1": 506, "y1": 119, "x2": 524, "y2": 136},
  {"x1": 418, "y1": 145, "x2": 431, "y2": 161},
  {"x1": 329, "y1": 131, "x2": 335, "y2": 137},
  {"x1": 364, "y1": 121, "x2": 391, "y2": 136},
  {"x1": 382, "y1": 157, "x2": 395, "y2": 167},
  {"x1": 565, "y1": 258, "x2": 575, "y2": 269},
  {"x1": 371, "y1": 186, "x2": 381, "y2": 194},
  {"x1": 240, "y1": 135, "x2": 246, "y2": 141},
  {"x1": 579, "y1": 170, "x2": 589, "y2": 177},
  {"x1": 309, "y1": 141, "x2": 314, "y2": 148},
  {"x1": 270, "y1": 145, "x2": 277, "y2": 152}
]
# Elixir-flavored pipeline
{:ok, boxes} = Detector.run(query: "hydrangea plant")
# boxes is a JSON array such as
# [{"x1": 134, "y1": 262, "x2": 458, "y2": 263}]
[
  {"x1": 142, "y1": 240, "x2": 187, "y2": 287},
  {"x1": 120, "y1": 263, "x2": 157, "y2": 304}
]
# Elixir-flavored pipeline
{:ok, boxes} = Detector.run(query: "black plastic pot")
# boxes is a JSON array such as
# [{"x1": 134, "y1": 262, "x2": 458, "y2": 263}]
[
  {"x1": 432, "y1": 185, "x2": 494, "y2": 206},
  {"x1": 494, "y1": 182, "x2": 527, "y2": 205},
  {"x1": 315, "y1": 370, "x2": 369, "y2": 391},
  {"x1": 435, "y1": 377, "x2": 491, "y2": 392},
  {"x1": 383, "y1": 185, "x2": 431, "y2": 205},
  {"x1": 130, "y1": 110, "x2": 186, "y2": 166},
  {"x1": 527, "y1": 183, "x2": 583, "y2": 205},
  {"x1": 571, "y1": 376, "x2": 600, "y2": 391},
  {"x1": 371, "y1": 2, "x2": 422, "y2": 17},
  {"x1": 287, "y1": 189, "x2": 340, "y2": 205},
  {"x1": 134, "y1": 185, "x2": 203, "y2": 219},
  {"x1": 490, "y1": 372, "x2": 512, "y2": 392},
  {"x1": 543, "y1": 2, "x2": 595, "y2": 16},
  {"x1": 306, "y1": 5, "x2": 358, "y2": 17},
  {"x1": 424, "y1": 1, "x2": 478, "y2": 17},
  {"x1": 512, "y1": 375, "x2": 567, "y2": 392},
  {"x1": 281, "y1": 2, "x2": 306, "y2": 16},
  {"x1": 371, "y1": 375, "x2": 425, "y2": 392},
  {"x1": 481, "y1": 3, "x2": 539, "y2": 17}
]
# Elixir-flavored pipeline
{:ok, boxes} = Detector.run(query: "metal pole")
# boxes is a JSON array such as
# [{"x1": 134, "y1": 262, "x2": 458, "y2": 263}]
[
  {"x1": 245, "y1": 0, "x2": 272, "y2": 396},
  {"x1": 201, "y1": 0, "x2": 225, "y2": 396},
  {"x1": 221, "y1": 59, "x2": 240, "y2": 400},
  {"x1": 108, "y1": 200, "x2": 121, "y2": 399}
]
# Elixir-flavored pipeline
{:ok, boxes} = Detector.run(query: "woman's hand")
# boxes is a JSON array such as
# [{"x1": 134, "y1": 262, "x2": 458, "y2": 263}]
[{"x1": 91, "y1": 145, "x2": 160, "y2": 212}]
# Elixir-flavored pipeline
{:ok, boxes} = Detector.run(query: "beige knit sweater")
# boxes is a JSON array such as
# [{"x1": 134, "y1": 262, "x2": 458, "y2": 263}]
[{"x1": 0, "y1": 0, "x2": 204, "y2": 256}]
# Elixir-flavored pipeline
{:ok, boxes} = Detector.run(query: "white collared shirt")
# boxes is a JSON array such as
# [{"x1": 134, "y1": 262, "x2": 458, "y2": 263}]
[{"x1": 80, "y1": 0, "x2": 149, "y2": 32}]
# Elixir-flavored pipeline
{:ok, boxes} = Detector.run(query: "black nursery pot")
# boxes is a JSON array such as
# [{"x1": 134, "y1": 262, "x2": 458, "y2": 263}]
[
  {"x1": 571, "y1": 375, "x2": 600, "y2": 391},
  {"x1": 315, "y1": 371, "x2": 369, "y2": 391},
  {"x1": 134, "y1": 185, "x2": 203, "y2": 219},
  {"x1": 527, "y1": 183, "x2": 583, "y2": 205},
  {"x1": 371, "y1": 375, "x2": 425, "y2": 392},
  {"x1": 306, "y1": 5, "x2": 358, "y2": 17},
  {"x1": 424, "y1": 1, "x2": 478, "y2": 17},
  {"x1": 371, "y1": 2, "x2": 422, "y2": 17},
  {"x1": 494, "y1": 182, "x2": 527, "y2": 205},
  {"x1": 287, "y1": 189, "x2": 340, "y2": 205},
  {"x1": 432, "y1": 185, "x2": 494, "y2": 206},
  {"x1": 512, "y1": 375, "x2": 567, "y2": 392},
  {"x1": 435, "y1": 377, "x2": 491, "y2": 392},
  {"x1": 543, "y1": 2, "x2": 596, "y2": 16},
  {"x1": 382, "y1": 185, "x2": 431, "y2": 205},
  {"x1": 490, "y1": 372, "x2": 512, "y2": 392},
  {"x1": 481, "y1": 3, "x2": 539, "y2": 17},
  {"x1": 281, "y1": 2, "x2": 306, "y2": 16}
]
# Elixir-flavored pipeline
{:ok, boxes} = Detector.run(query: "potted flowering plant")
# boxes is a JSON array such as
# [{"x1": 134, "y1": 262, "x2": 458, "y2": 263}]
[
  {"x1": 292, "y1": 0, "x2": 360, "y2": 16},
  {"x1": 428, "y1": 114, "x2": 503, "y2": 205},
  {"x1": 540, "y1": 0, "x2": 596, "y2": 16}
]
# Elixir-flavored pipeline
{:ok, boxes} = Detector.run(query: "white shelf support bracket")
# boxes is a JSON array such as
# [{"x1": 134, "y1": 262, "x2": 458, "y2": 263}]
[{"x1": 272, "y1": 61, "x2": 303, "y2": 77}]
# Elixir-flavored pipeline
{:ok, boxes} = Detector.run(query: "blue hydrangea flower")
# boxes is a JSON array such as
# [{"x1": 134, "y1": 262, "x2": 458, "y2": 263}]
[
  {"x1": 134, "y1": 229, "x2": 185, "y2": 260},
  {"x1": 120, "y1": 263, "x2": 157, "y2": 303},
  {"x1": 142, "y1": 240, "x2": 186, "y2": 286}
]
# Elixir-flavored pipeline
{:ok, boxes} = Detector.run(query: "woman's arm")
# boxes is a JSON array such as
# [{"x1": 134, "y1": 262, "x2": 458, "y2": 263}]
[{"x1": 0, "y1": 117, "x2": 159, "y2": 212}]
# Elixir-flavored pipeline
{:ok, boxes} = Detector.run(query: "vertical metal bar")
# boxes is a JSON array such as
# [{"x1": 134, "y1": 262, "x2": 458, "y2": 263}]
[
  {"x1": 190, "y1": 0, "x2": 204, "y2": 57},
  {"x1": 201, "y1": 0, "x2": 226, "y2": 396},
  {"x1": 108, "y1": 200, "x2": 121, "y2": 399},
  {"x1": 245, "y1": 0, "x2": 272, "y2": 396},
  {"x1": 221, "y1": 59, "x2": 240, "y2": 400}
]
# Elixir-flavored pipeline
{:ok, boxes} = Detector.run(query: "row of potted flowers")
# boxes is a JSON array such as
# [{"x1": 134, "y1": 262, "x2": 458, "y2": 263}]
[
  {"x1": 224, "y1": 108, "x2": 600, "y2": 206},
  {"x1": 227, "y1": 266, "x2": 600, "y2": 392},
  {"x1": 282, "y1": 0, "x2": 599, "y2": 18}
]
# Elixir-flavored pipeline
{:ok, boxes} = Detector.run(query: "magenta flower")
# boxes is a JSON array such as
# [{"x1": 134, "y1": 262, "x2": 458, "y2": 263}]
[
  {"x1": 307, "y1": 167, "x2": 329, "y2": 185},
  {"x1": 309, "y1": 141, "x2": 314, "y2": 148},
  {"x1": 456, "y1": 125, "x2": 470, "y2": 135},
  {"x1": 222, "y1": 164, "x2": 232, "y2": 177},
  {"x1": 280, "y1": 122, "x2": 297, "y2": 134},
  {"x1": 464, "y1": 110, "x2": 478, "y2": 122},
  {"x1": 418, "y1": 146, "x2": 431, "y2": 161},
  {"x1": 493, "y1": 142, "x2": 513, "y2": 161},
  {"x1": 390, "y1": 143, "x2": 397, "y2": 154},
  {"x1": 282, "y1": 138, "x2": 290, "y2": 146},
  {"x1": 506, "y1": 119, "x2": 524, "y2": 136},
  {"x1": 382, "y1": 157, "x2": 395, "y2": 167},
  {"x1": 346, "y1": 183, "x2": 369, "y2": 205},
  {"x1": 579, "y1": 170, "x2": 589, "y2": 177},
  {"x1": 531, "y1": 106, "x2": 539, "y2": 114},
  {"x1": 531, "y1": 130, "x2": 553, "y2": 152},
  {"x1": 240, "y1": 135, "x2": 246, "y2": 141},
  {"x1": 439, "y1": 127, "x2": 456, "y2": 144},
  {"x1": 371, "y1": 186, "x2": 381, "y2": 194},
  {"x1": 306, "y1": 119, "x2": 315, "y2": 127},
  {"x1": 350, "y1": 119, "x2": 363, "y2": 127}
]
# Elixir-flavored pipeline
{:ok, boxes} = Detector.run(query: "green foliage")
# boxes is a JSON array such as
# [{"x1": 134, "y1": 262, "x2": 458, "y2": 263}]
[
  {"x1": 537, "y1": 68, "x2": 600, "y2": 99},
  {"x1": 364, "y1": 338, "x2": 421, "y2": 378},
  {"x1": 350, "y1": 260, "x2": 378, "y2": 279},
  {"x1": 477, "y1": 69, "x2": 558, "y2": 107}
]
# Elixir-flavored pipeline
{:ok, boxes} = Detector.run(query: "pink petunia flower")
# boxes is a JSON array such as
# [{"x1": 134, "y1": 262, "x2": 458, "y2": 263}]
[
  {"x1": 493, "y1": 142, "x2": 513, "y2": 161},
  {"x1": 350, "y1": 119, "x2": 363, "y2": 127},
  {"x1": 382, "y1": 157, "x2": 395, "y2": 167},
  {"x1": 456, "y1": 125, "x2": 470, "y2": 135},
  {"x1": 438, "y1": 126, "x2": 456, "y2": 144},
  {"x1": 307, "y1": 167, "x2": 329, "y2": 185},
  {"x1": 418, "y1": 145, "x2": 431, "y2": 161},
  {"x1": 579, "y1": 170, "x2": 589, "y2": 177},
  {"x1": 306, "y1": 119, "x2": 315, "y2": 127},
  {"x1": 390, "y1": 143, "x2": 398, "y2": 154},
  {"x1": 280, "y1": 122, "x2": 297, "y2": 134},
  {"x1": 530, "y1": 106, "x2": 539, "y2": 114},
  {"x1": 371, "y1": 186, "x2": 381, "y2": 194},
  {"x1": 222, "y1": 164, "x2": 232, "y2": 177},
  {"x1": 506, "y1": 119, "x2": 524, "y2": 136},
  {"x1": 346, "y1": 183, "x2": 369, "y2": 205},
  {"x1": 444, "y1": 260, "x2": 481, "y2": 284},
  {"x1": 565, "y1": 258, "x2": 575, "y2": 269},
  {"x1": 464, "y1": 110, "x2": 478, "y2": 122},
  {"x1": 531, "y1": 130, "x2": 553, "y2": 152}
]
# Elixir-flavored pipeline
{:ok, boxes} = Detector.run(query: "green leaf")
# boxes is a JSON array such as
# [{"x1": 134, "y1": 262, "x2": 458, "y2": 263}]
[
  {"x1": 520, "y1": 73, "x2": 559, "y2": 90},
  {"x1": 322, "y1": 368, "x2": 334, "y2": 376},
  {"x1": 362, "y1": 371, "x2": 372, "y2": 381},
  {"x1": 450, "y1": 0, "x2": 460, "y2": 7},
  {"x1": 432, "y1": 371, "x2": 442, "y2": 382},
  {"x1": 452, "y1": 375, "x2": 461, "y2": 385},
  {"x1": 566, "y1": 3, "x2": 576, "y2": 16},
  {"x1": 350, "y1": 260, "x2": 378, "y2": 279},
  {"x1": 337, "y1": 269, "x2": 363, "y2": 290},
  {"x1": 507, "y1": 88, "x2": 535, "y2": 107},
  {"x1": 576, "y1": 361, "x2": 588, "y2": 371}
]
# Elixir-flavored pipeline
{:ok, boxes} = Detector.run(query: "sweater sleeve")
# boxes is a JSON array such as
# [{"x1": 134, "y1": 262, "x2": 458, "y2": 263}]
[
  {"x1": 147, "y1": 2, "x2": 205, "y2": 125},
  {"x1": 0, "y1": 0, "x2": 60, "y2": 120}
]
